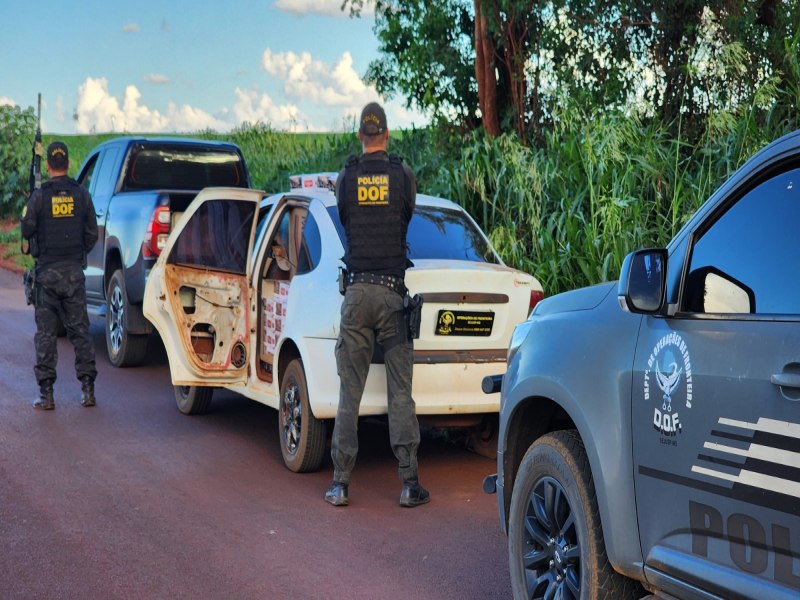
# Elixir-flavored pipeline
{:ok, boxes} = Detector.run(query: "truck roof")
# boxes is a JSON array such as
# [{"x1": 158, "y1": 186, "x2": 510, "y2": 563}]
[{"x1": 90, "y1": 136, "x2": 243, "y2": 152}]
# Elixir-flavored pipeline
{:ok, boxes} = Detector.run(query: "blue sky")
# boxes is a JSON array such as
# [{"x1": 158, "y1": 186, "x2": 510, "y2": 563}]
[{"x1": 0, "y1": 0, "x2": 427, "y2": 134}]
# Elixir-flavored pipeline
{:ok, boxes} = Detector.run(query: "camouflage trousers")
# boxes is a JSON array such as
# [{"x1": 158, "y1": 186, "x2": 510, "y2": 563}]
[
  {"x1": 33, "y1": 263, "x2": 97, "y2": 386},
  {"x1": 332, "y1": 282, "x2": 420, "y2": 484}
]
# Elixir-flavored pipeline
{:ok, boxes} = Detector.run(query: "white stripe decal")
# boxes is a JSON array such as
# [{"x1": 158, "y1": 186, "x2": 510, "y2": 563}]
[
  {"x1": 717, "y1": 417, "x2": 800, "y2": 438},
  {"x1": 691, "y1": 465, "x2": 800, "y2": 498},
  {"x1": 703, "y1": 441, "x2": 800, "y2": 468}
]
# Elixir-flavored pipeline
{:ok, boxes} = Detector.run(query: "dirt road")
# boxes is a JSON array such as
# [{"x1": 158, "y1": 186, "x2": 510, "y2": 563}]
[{"x1": 0, "y1": 267, "x2": 511, "y2": 599}]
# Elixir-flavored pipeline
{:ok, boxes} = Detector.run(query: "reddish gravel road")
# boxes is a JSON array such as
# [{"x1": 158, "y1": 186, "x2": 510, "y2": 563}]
[{"x1": 0, "y1": 267, "x2": 511, "y2": 599}]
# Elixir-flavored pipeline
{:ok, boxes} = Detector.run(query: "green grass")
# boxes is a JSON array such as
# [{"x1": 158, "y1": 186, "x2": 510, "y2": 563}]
[{"x1": 0, "y1": 224, "x2": 34, "y2": 270}]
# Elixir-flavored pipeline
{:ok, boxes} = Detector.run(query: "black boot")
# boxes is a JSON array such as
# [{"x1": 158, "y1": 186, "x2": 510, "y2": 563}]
[
  {"x1": 324, "y1": 481, "x2": 349, "y2": 506},
  {"x1": 34, "y1": 380, "x2": 55, "y2": 411},
  {"x1": 399, "y1": 478, "x2": 430, "y2": 508},
  {"x1": 80, "y1": 376, "x2": 96, "y2": 407}
]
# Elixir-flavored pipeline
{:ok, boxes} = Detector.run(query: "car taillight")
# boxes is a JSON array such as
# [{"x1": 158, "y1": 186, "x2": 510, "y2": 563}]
[
  {"x1": 143, "y1": 206, "x2": 171, "y2": 258},
  {"x1": 529, "y1": 290, "x2": 544, "y2": 314}
]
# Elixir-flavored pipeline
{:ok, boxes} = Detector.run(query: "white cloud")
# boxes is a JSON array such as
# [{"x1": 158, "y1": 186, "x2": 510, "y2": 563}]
[
  {"x1": 74, "y1": 76, "x2": 225, "y2": 133},
  {"x1": 166, "y1": 102, "x2": 228, "y2": 132},
  {"x1": 122, "y1": 23, "x2": 140, "y2": 33},
  {"x1": 75, "y1": 77, "x2": 166, "y2": 133},
  {"x1": 144, "y1": 74, "x2": 170, "y2": 84},
  {"x1": 232, "y1": 87, "x2": 308, "y2": 131},
  {"x1": 72, "y1": 76, "x2": 307, "y2": 133},
  {"x1": 262, "y1": 48, "x2": 376, "y2": 107},
  {"x1": 273, "y1": 0, "x2": 373, "y2": 17},
  {"x1": 386, "y1": 103, "x2": 424, "y2": 130},
  {"x1": 0, "y1": 96, "x2": 16, "y2": 107}
]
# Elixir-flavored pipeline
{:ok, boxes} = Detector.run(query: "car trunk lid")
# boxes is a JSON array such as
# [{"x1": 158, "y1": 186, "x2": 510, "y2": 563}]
[{"x1": 406, "y1": 259, "x2": 540, "y2": 352}]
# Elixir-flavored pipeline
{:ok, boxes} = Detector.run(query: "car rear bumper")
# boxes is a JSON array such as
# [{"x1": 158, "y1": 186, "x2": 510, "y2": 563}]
[{"x1": 301, "y1": 338, "x2": 504, "y2": 419}]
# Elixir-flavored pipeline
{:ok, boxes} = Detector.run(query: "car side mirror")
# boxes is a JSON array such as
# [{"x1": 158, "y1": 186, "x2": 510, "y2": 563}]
[{"x1": 618, "y1": 249, "x2": 667, "y2": 314}]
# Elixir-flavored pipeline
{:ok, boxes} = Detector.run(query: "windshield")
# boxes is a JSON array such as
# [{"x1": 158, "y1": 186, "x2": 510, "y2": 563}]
[
  {"x1": 122, "y1": 144, "x2": 247, "y2": 191},
  {"x1": 328, "y1": 204, "x2": 500, "y2": 264}
]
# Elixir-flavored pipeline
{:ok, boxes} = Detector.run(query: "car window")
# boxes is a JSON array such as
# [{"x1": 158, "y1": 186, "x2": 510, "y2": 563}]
[
  {"x1": 78, "y1": 152, "x2": 100, "y2": 193},
  {"x1": 122, "y1": 144, "x2": 246, "y2": 191},
  {"x1": 254, "y1": 201, "x2": 276, "y2": 249},
  {"x1": 327, "y1": 205, "x2": 500, "y2": 264},
  {"x1": 296, "y1": 210, "x2": 321, "y2": 274},
  {"x1": 94, "y1": 146, "x2": 121, "y2": 198},
  {"x1": 683, "y1": 166, "x2": 800, "y2": 315},
  {"x1": 168, "y1": 199, "x2": 254, "y2": 275}
]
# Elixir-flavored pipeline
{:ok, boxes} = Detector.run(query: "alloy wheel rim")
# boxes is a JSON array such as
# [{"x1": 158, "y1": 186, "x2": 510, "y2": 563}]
[
  {"x1": 109, "y1": 285, "x2": 124, "y2": 353},
  {"x1": 522, "y1": 476, "x2": 581, "y2": 600},
  {"x1": 281, "y1": 382, "x2": 301, "y2": 455}
]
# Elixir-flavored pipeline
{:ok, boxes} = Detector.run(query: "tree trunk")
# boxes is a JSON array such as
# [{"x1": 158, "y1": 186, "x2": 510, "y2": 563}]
[
  {"x1": 501, "y1": 12, "x2": 528, "y2": 141},
  {"x1": 474, "y1": 0, "x2": 501, "y2": 137}
]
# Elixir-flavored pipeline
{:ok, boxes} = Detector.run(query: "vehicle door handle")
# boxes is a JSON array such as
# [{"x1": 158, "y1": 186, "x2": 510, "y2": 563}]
[{"x1": 770, "y1": 373, "x2": 800, "y2": 389}]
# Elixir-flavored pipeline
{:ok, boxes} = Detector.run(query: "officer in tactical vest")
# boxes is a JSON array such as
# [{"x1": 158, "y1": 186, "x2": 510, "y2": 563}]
[
  {"x1": 21, "y1": 141, "x2": 99, "y2": 410},
  {"x1": 325, "y1": 102, "x2": 430, "y2": 508}
]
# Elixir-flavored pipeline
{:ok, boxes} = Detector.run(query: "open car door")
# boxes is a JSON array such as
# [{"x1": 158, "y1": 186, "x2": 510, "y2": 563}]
[{"x1": 144, "y1": 187, "x2": 262, "y2": 386}]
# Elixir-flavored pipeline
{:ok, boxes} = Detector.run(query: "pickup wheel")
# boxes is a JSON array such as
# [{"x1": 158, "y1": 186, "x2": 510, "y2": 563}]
[
  {"x1": 278, "y1": 359, "x2": 326, "y2": 473},
  {"x1": 106, "y1": 269, "x2": 148, "y2": 367},
  {"x1": 174, "y1": 385, "x2": 213, "y2": 415},
  {"x1": 508, "y1": 430, "x2": 641, "y2": 600}
]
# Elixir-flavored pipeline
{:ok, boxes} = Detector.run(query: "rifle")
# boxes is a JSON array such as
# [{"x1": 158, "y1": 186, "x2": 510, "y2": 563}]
[
  {"x1": 22, "y1": 93, "x2": 42, "y2": 303},
  {"x1": 28, "y1": 93, "x2": 42, "y2": 194}
]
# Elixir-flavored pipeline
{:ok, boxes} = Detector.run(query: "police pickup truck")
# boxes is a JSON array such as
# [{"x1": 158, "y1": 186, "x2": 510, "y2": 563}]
[
  {"x1": 484, "y1": 129, "x2": 800, "y2": 599},
  {"x1": 76, "y1": 138, "x2": 250, "y2": 367}
]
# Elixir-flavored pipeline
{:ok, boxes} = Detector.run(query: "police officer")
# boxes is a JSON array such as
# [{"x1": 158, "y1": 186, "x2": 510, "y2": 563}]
[
  {"x1": 21, "y1": 141, "x2": 99, "y2": 410},
  {"x1": 325, "y1": 102, "x2": 430, "y2": 508}
]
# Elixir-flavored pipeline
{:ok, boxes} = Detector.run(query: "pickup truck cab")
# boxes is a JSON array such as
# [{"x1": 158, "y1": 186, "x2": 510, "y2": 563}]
[
  {"x1": 487, "y1": 129, "x2": 800, "y2": 599},
  {"x1": 76, "y1": 137, "x2": 250, "y2": 366}
]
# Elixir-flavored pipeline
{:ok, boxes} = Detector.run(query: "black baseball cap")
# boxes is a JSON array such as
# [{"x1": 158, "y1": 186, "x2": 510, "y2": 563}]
[
  {"x1": 359, "y1": 102, "x2": 387, "y2": 135},
  {"x1": 47, "y1": 141, "x2": 69, "y2": 169}
]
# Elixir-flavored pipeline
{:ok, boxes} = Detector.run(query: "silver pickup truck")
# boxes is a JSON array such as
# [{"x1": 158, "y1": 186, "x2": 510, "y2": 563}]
[
  {"x1": 76, "y1": 137, "x2": 250, "y2": 367},
  {"x1": 485, "y1": 129, "x2": 800, "y2": 599}
]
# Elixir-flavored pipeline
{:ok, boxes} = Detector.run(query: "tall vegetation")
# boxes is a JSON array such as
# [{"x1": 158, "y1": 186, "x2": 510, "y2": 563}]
[
  {"x1": 0, "y1": 104, "x2": 36, "y2": 216},
  {"x1": 1, "y1": 4, "x2": 798, "y2": 297},
  {"x1": 442, "y1": 95, "x2": 789, "y2": 295}
]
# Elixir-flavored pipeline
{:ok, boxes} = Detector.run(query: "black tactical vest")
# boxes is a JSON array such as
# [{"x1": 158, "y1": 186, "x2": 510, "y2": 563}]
[
  {"x1": 37, "y1": 177, "x2": 87, "y2": 265},
  {"x1": 342, "y1": 155, "x2": 409, "y2": 275}
]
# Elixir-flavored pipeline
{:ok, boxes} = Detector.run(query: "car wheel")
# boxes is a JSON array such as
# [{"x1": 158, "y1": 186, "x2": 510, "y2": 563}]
[
  {"x1": 174, "y1": 385, "x2": 213, "y2": 415},
  {"x1": 278, "y1": 359, "x2": 326, "y2": 473},
  {"x1": 508, "y1": 430, "x2": 641, "y2": 600},
  {"x1": 106, "y1": 269, "x2": 148, "y2": 367}
]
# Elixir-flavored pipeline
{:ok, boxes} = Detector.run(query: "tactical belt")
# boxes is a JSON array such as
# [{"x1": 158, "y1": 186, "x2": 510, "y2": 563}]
[{"x1": 347, "y1": 272, "x2": 406, "y2": 296}]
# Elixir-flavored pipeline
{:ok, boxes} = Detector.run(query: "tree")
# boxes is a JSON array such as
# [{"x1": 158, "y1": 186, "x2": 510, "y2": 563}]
[
  {"x1": 345, "y1": 0, "x2": 480, "y2": 131},
  {"x1": 0, "y1": 104, "x2": 36, "y2": 216},
  {"x1": 345, "y1": 1, "x2": 800, "y2": 143}
]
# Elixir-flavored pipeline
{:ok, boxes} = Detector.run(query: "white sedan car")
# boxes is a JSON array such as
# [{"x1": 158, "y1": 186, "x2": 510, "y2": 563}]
[{"x1": 143, "y1": 175, "x2": 543, "y2": 472}]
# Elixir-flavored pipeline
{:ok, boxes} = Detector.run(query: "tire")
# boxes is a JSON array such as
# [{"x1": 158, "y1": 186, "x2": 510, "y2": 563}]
[
  {"x1": 106, "y1": 269, "x2": 148, "y2": 367},
  {"x1": 469, "y1": 414, "x2": 499, "y2": 459},
  {"x1": 507, "y1": 430, "x2": 641, "y2": 600},
  {"x1": 174, "y1": 385, "x2": 213, "y2": 415},
  {"x1": 278, "y1": 359, "x2": 326, "y2": 473}
]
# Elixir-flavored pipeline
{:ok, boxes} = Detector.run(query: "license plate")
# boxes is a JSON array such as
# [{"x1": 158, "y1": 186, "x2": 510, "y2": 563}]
[{"x1": 435, "y1": 310, "x2": 494, "y2": 336}]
